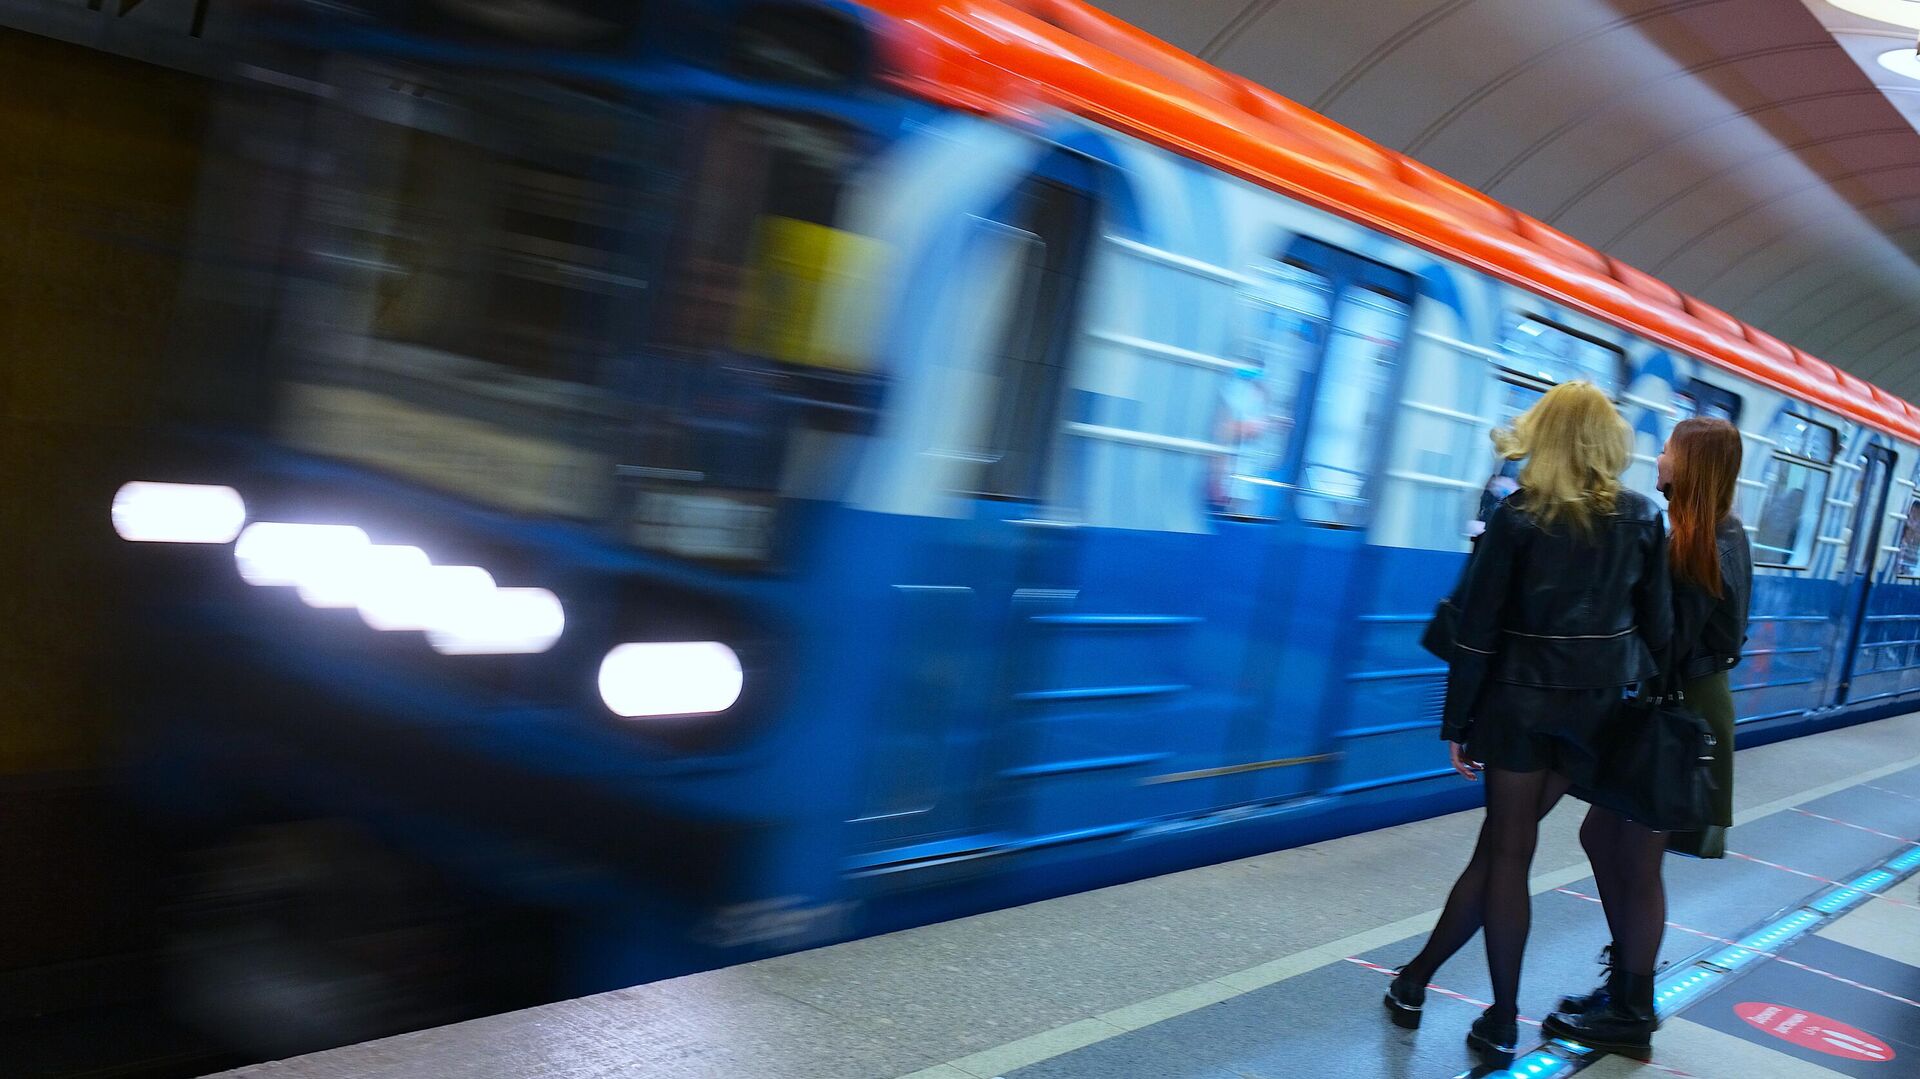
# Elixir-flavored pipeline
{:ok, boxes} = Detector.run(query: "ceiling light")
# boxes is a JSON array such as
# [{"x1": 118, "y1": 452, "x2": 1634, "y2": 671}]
[
  {"x1": 1830, "y1": 1, "x2": 1920, "y2": 30},
  {"x1": 1878, "y1": 45, "x2": 1920, "y2": 81}
]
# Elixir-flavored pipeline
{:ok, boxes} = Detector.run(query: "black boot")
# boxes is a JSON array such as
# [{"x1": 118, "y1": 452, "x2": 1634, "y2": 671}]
[
  {"x1": 1467, "y1": 1007, "x2": 1518, "y2": 1064},
  {"x1": 1544, "y1": 969, "x2": 1657, "y2": 1060},
  {"x1": 1382, "y1": 966, "x2": 1425, "y2": 1029},
  {"x1": 1556, "y1": 943, "x2": 1616, "y2": 1014}
]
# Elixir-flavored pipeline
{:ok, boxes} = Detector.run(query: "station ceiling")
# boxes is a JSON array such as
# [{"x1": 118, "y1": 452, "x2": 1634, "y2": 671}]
[{"x1": 1092, "y1": 0, "x2": 1920, "y2": 402}]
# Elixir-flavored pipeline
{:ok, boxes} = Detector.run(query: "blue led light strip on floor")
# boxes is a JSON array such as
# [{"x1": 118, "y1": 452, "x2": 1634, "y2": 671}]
[
  {"x1": 1453, "y1": 839, "x2": 1920, "y2": 1079},
  {"x1": 1493, "y1": 1048, "x2": 1582, "y2": 1078}
]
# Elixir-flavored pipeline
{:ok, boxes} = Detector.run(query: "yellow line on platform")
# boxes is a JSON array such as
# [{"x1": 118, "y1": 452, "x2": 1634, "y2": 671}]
[{"x1": 895, "y1": 750, "x2": 1920, "y2": 1079}]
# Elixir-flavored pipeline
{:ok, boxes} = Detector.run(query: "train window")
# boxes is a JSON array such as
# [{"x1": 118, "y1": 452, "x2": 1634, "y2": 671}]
[
  {"x1": 975, "y1": 179, "x2": 1090, "y2": 501},
  {"x1": 1495, "y1": 316, "x2": 1624, "y2": 396},
  {"x1": 1752, "y1": 460, "x2": 1829, "y2": 568},
  {"x1": 1896, "y1": 487, "x2": 1920, "y2": 578},
  {"x1": 1674, "y1": 379, "x2": 1742, "y2": 425},
  {"x1": 1296, "y1": 287, "x2": 1410, "y2": 526},
  {"x1": 352, "y1": 86, "x2": 663, "y2": 383},
  {"x1": 1893, "y1": 463, "x2": 1920, "y2": 578},
  {"x1": 1767, "y1": 412, "x2": 1837, "y2": 464},
  {"x1": 1894, "y1": 504, "x2": 1920, "y2": 578},
  {"x1": 1212, "y1": 262, "x2": 1332, "y2": 518},
  {"x1": 275, "y1": 66, "x2": 674, "y2": 521},
  {"x1": 1751, "y1": 414, "x2": 1836, "y2": 568},
  {"x1": 1455, "y1": 380, "x2": 1546, "y2": 534},
  {"x1": 657, "y1": 109, "x2": 861, "y2": 359}
]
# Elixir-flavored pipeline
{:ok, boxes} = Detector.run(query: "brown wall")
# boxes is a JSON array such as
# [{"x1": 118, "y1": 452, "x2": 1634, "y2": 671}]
[{"x1": 0, "y1": 27, "x2": 211, "y2": 977}]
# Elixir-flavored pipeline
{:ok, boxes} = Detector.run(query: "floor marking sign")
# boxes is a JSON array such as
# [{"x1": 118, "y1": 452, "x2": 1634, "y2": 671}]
[{"x1": 1734, "y1": 1003, "x2": 1895, "y2": 1063}]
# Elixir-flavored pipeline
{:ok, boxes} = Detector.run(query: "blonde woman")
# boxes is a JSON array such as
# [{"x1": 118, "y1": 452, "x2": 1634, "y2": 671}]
[{"x1": 1382, "y1": 382, "x2": 1672, "y2": 1064}]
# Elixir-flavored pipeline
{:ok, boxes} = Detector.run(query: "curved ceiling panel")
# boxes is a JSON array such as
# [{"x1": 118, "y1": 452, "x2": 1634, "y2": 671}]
[{"x1": 1093, "y1": 0, "x2": 1920, "y2": 399}]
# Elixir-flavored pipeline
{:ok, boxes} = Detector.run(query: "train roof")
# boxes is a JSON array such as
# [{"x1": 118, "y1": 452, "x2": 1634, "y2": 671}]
[{"x1": 863, "y1": 0, "x2": 1920, "y2": 443}]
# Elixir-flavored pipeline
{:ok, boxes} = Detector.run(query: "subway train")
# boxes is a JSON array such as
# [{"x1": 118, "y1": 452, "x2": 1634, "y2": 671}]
[{"x1": 115, "y1": 0, "x2": 1920, "y2": 1048}]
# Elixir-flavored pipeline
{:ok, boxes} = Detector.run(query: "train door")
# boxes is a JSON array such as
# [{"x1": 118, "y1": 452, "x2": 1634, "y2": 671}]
[
  {"x1": 846, "y1": 152, "x2": 1098, "y2": 867},
  {"x1": 1834, "y1": 444, "x2": 1897, "y2": 705},
  {"x1": 999, "y1": 230, "x2": 1415, "y2": 836},
  {"x1": 1224, "y1": 241, "x2": 1417, "y2": 808}
]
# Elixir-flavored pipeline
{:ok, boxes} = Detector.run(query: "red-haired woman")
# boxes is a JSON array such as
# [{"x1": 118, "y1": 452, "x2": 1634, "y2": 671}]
[{"x1": 1546, "y1": 416, "x2": 1751, "y2": 1057}]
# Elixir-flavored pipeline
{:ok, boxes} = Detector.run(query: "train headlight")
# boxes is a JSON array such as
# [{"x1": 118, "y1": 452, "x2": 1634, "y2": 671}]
[
  {"x1": 322, "y1": 544, "x2": 433, "y2": 617},
  {"x1": 293, "y1": 542, "x2": 424, "y2": 609},
  {"x1": 235, "y1": 522, "x2": 370, "y2": 588},
  {"x1": 428, "y1": 586, "x2": 565, "y2": 656},
  {"x1": 598, "y1": 642, "x2": 743, "y2": 718},
  {"x1": 220, "y1": 516, "x2": 567, "y2": 653},
  {"x1": 357, "y1": 562, "x2": 492, "y2": 632},
  {"x1": 112, "y1": 482, "x2": 247, "y2": 543}
]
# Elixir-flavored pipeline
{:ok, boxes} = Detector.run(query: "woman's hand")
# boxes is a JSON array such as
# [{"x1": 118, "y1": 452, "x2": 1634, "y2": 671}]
[{"x1": 1450, "y1": 741, "x2": 1483, "y2": 782}]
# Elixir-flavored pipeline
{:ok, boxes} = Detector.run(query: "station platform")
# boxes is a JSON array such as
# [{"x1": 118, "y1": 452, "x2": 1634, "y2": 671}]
[{"x1": 220, "y1": 713, "x2": 1920, "y2": 1079}]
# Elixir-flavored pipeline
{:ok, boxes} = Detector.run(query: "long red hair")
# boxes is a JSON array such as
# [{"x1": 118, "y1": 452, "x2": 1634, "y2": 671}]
[{"x1": 1666, "y1": 418, "x2": 1742, "y2": 596}]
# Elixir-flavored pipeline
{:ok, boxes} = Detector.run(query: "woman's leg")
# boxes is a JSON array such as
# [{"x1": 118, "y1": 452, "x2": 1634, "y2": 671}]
[
  {"x1": 1402, "y1": 767, "x2": 1571, "y2": 987},
  {"x1": 1603, "y1": 814, "x2": 1667, "y2": 977},
  {"x1": 1399, "y1": 825, "x2": 1491, "y2": 985},
  {"x1": 1581, "y1": 805, "x2": 1666, "y2": 976},
  {"x1": 1479, "y1": 767, "x2": 1573, "y2": 1018},
  {"x1": 1581, "y1": 806, "x2": 1626, "y2": 947},
  {"x1": 1545, "y1": 807, "x2": 1665, "y2": 1055}
]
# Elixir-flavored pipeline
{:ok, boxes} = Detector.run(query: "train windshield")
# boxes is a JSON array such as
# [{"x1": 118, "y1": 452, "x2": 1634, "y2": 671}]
[{"x1": 265, "y1": 59, "x2": 873, "y2": 562}]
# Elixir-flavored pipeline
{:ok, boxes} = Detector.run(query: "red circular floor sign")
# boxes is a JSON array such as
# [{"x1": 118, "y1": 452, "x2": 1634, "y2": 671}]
[{"x1": 1735, "y1": 1002, "x2": 1895, "y2": 1062}]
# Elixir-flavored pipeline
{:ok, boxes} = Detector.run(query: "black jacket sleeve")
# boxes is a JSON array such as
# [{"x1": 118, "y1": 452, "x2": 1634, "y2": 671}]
[
  {"x1": 1666, "y1": 578, "x2": 1714, "y2": 689},
  {"x1": 1634, "y1": 515, "x2": 1675, "y2": 687},
  {"x1": 1666, "y1": 526, "x2": 1751, "y2": 683},
  {"x1": 1441, "y1": 501, "x2": 1522, "y2": 742}
]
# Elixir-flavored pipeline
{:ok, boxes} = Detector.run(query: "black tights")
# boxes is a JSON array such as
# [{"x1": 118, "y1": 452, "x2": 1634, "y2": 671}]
[
  {"x1": 1402, "y1": 767, "x2": 1572, "y2": 1020},
  {"x1": 1579, "y1": 806, "x2": 1666, "y2": 978}
]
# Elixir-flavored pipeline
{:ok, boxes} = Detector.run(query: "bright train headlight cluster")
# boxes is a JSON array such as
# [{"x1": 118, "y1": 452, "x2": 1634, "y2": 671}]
[
  {"x1": 598, "y1": 641, "x2": 743, "y2": 718},
  {"x1": 115, "y1": 481, "x2": 754, "y2": 710},
  {"x1": 232, "y1": 521, "x2": 564, "y2": 655}
]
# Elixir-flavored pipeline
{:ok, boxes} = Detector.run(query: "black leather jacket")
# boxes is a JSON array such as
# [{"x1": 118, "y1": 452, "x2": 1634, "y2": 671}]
[
  {"x1": 1669, "y1": 515, "x2": 1752, "y2": 683},
  {"x1": 1442, "y1": 489, "x2": 1673, "y2": 741}
]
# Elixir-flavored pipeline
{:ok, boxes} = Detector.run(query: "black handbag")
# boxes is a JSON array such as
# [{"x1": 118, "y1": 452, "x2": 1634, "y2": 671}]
[
  {"x1": 1590, "y1": 685, "x2": 1718, "y2": 833},
  {"x1": 1420, "y1": 595, "x2": 1462, "y2": 661},
  {"x1": 1422, "y1": 534, "x2": 1479, "y2": 661}
]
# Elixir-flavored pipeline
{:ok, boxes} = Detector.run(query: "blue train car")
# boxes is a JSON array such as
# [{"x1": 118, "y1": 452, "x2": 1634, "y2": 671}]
[{"x1": 115, "y1": 0, "x2": 1920, "y2": 1051}]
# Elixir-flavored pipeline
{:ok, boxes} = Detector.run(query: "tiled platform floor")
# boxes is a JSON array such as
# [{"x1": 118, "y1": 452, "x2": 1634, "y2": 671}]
[{"x1": 219, "y1": 713, "x2": 1920, "y2": 1079}]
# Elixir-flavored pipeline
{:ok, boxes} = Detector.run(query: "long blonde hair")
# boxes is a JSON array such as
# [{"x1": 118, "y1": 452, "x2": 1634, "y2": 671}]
[{"x1": 1493, "y1": 381, "x2": 1631, "y2": 534}]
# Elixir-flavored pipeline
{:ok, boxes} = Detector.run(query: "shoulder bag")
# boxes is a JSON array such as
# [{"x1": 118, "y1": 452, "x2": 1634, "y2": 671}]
[
  {"x1": 1589, "y1": 684, "x2": 1717, "y2": 834},
  {"x1": 1420, "y1": 542, "x2": 1475, "y2": 661}
]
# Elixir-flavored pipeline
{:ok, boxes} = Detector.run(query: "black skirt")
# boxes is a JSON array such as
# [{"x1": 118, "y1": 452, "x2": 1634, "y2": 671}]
[{"x1": 1464, "y1": 682, "x2": 1623, "y2": 787}]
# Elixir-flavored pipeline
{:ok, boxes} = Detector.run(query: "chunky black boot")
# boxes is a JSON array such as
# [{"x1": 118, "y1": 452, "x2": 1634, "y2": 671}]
[
  {"x1": 1382, "y1": 966, "x2": 1425, "y2": 1028},
  {"x1": 1544, "y1": 970, "x2": 1657, "y2": 1060},
  {"x1": 1467, "y1": 1007, "x2": 1518, "y2": 1064},
  {"x1": 1556, "y1": 943, "x2": 1616, "y2": 1013}
]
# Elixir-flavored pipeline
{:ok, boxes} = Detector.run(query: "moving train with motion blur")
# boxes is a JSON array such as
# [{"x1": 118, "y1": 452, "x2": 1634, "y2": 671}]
[{"x1": 116, "y1": 0, "x2": 1920, "y2": 1050}]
